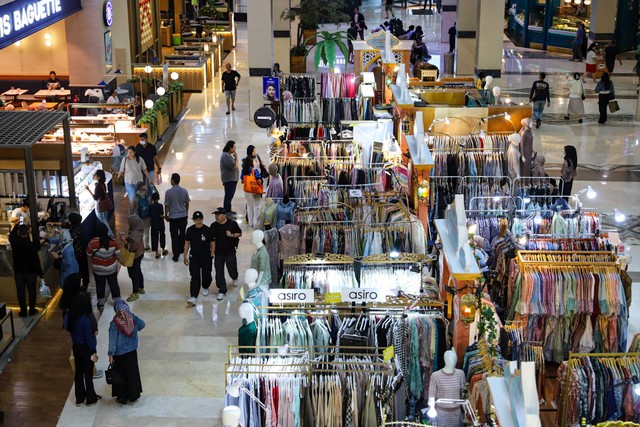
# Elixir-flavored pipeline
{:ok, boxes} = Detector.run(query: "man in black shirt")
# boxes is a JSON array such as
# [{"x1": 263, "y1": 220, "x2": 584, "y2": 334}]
[
  {"x1": 529, "y1": 72, "x2": 551, "y2": 128},
  {"x1": 210, "y1": 207, "x2": 242, "y2": 300},
  {"x1": 184, "y1": 211, "x2": 214, "y2": 306},
  {"x1": 448, "y1": 23, "x2": 457, "y2": 53},
  {"x1": 9, "y1": 224, "x2": 44, "y2": 317},
  {"x1": 221, "y1": 63, "x2": 241, "y2": 115},
  {"x1": 135, "y1": 132, "x2": 160, "y2": 194}
]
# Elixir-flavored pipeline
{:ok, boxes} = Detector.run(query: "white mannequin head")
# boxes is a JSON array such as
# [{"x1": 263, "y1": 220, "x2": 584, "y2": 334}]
[
  {"x1": 222, "y1": 405, "x2": 241, "y2": 427},
  {"x1": 492, "y1": 86, "x2": 501, "y2": 98},
  {"x1": 484, "y1": 75, "x2": 493, "y2": 90},
  {"x1": 239, "y1": 302, "x2": 255, "y2": 324},
  {"x1": 508, "y1": 133, "x2": 521, "y2": 146},
  {"x1": 251, "y1": 230, "x2": 264, "y2": 248},
  {"x1": 521, "y1": 118, "x2": 532, "y2": 130},
  {"x1": 244, "y1": 268, "x2": 259, "y2": 291},
  {"x1": 443, "y1": 348, "x2": 457, "y2": 373}
]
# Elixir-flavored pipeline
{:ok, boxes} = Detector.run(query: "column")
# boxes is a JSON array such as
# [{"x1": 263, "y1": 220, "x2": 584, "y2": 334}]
[
  {"x1": 454, "y1": 0, "x2": 477, "y2": 76},
  {"x1": 272, "y1": 0, "x2": 291, "y2": 73},
  {"x1": 247, "y1": 0, "x2": 274, "y2": 120},
  {"x1": 440, "y1": 0, "x2": 457, "y2": 44},
  {"x1": 589, "y1": 0, "x2": 618, "y2": 43},
  {"x1": 474, "y1": 0, "x2": 503, "y2": 78}
]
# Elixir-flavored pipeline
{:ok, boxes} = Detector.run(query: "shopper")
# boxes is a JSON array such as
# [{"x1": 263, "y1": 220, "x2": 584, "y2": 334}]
[
  {"x1": 118, "y1": 146, "x2": 151, "y2": 203},
  {"x1": 221, "y1": 63, "x2": 241, "y2": 114},
  {"x1": 10, "y1": 199, "x2": 30, "y2": 228},
  {"x1": 271, "y1": 63, "x2": 283, "y2": 79},
  {"x1": 583, "y1": 43, "x2": 598, "y2": 83},
  {"x1": 265, "y1": 164, "x2": 283, "y2": 200},
  {"x1": 86, "y1": 223, "x2": 121, "y2": 310},
  {"x1": 67, "y1": 213, "x2": 90, "y2": 289},
  {"x1": 448, "y1": 23, "x2": 457, "y2": 53},
  {"x1": 347, "y1": 22, "x2": 358, "y2": 63},
  {"x1": 241, "y1": 145, "x2": 263, "y2": 228},
  {"x1": 135, "y1": 133, "x2": 160, "y2": 192},
  {"x1": 571, "y1": 23, "x2": 585, "y2": 62},
  {"x1": 565, "y1": 73, "x2": 585, "y2": 123},
  {"x1": 67, "y1": 292, "x2": 101, "y2": 407},
  {"x1": 560, "y1": 145, "x2": 578, "y2": 200},
  {"x1": 120, "y1": 215, "x2": 145, "y2": 302},
  {"x1": 529, "y1": 72, "x2": 550, "y2": 128},
  {"x1": 595, "y1": 72, "x2": 615, "y2": 124},
  {"x1": 52, "y1": 229, "x2": 80, "y2": 289},
  {"x1": 85, "y1": 169, "x2": 114, "y2": 237},
  {"x1": 60, "y1": 273, "x2": 96, "y2": 327},
  {"x1": 210, "y1": 207, "x2": 242, "y2": 301},
  {"x1": 384, "y1": 0, "x2": 394, "y2": 19},
  {"x1": 220, "y1": 140, "x2": 239, "y2": 216},
  {"x1": 47, "y1": 71, "x2": 61, "y2": 89},
  {"x1": 604, "y1": 40, "x2": 622, "y2": 74},
  {"x1": 9, "y1": 224, "x2": 43, "y2": 317},
  {"x1": 184, "y1": 211, "x2": 214, "y2": 305},
  {"x1": 108, "y1": 299, "x2": 145, "y2": 405},
  {"x1": 149, "y1": 192, "x2": 168, "y2": 259},
  {"x1": 164, "y1": 173, "x2": 190, "y2": 262},
  {"x1": 131, "y1": 181, "x2": 151, "y2": 250}
]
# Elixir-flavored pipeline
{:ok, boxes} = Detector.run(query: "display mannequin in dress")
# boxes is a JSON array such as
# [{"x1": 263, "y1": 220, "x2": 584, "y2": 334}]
[
  {"x1": 507, "y1": 133, "x2": 521, "y2": 180},
  {"x1": 250, "y1": 230, "x2": 271, "y2": 286},
  {"x1": 519, "y1": 118, "x2": 534, "y2": 177},
  {"x1": 243, "y1": 268, "x2": 264, "y2": 313},
  {"x1": 222, "y1": 405, "x2": 241, "y2": 427},
  {"x1": 428, "y1": 349, "x2": 466, "y2": 427},
  {"x1": 258, "y1": 197, "x2": 277, "y2": 231},
  {"x1": 238, "y1": 302, "x2": 257, "y2": 353}
]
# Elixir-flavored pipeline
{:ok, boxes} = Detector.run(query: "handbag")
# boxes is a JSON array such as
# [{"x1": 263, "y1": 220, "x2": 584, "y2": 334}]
[
  {"x1": 97, "y1": 195, "x2": 113, "y2": 212},
  {"x1": 243, "y1": 170, "x2": 263, "y2": 194},
  {"x1": 608, "y1": 99, "x2": 620, "y2": 113},
  {"x1": 39, "y1": 278, "x2": 51, "y2": 298},
  {"x1": 118, "y1": 244, "x2": 135, "y2": 267},
  {"x1": 105, "y1": 363, "x2": 124, "y2": 385}
]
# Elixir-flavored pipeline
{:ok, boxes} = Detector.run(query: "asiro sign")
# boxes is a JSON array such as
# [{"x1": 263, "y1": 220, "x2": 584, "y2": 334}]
[{"x1": 0, "y1": 0, "x2": 83, "y2": 50}]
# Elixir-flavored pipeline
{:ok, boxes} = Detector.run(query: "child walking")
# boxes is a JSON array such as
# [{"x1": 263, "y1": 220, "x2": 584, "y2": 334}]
[{"x1": 149, "y1": 192, "x2": 168, "y2": 258}]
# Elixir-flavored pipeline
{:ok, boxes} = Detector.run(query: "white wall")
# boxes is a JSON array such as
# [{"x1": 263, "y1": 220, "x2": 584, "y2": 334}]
[{"x1": 0, "y1": 21, "x2": 69, "y2": 75}]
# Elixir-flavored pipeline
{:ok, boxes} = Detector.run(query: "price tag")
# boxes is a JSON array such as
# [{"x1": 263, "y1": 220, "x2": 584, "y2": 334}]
[
  {"x1": 239, "y1": 286, "x2": 246, "y2": 301},
  {"x1": 349, "y1": 189, "x2": 363, "y2": 198},
  {"x1": 340, "y1": 288, "x2": 385, "y2": 303},
  {"x1": 269, "y1": 289, "x2": 314, "y2": 304},
  {"x1": 383, "y1": 345, "x2": 394, "y2": 362},
  {"x1": 325, "y1": 292, "x2": 342, "y2": 303}
]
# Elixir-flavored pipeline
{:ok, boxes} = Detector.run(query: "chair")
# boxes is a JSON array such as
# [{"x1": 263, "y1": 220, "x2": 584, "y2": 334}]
[{"x1": 118, "y1": 83, "x2": 135, "y2": 99}]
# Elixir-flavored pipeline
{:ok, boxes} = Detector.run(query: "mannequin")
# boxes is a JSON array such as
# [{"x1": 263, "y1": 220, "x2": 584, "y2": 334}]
[
  {"x1": 276, "y1": 195, "x2": 296, "y2": 228},
  {"x1": 492, "y1": 86, "x2": 501, "y2": 105},
  {"x1": 519, "y1": 118, "x2": 534, "y2": 177},
  {"x1": 507, "y1": 133, "x2": 521, "y2": 180},
  {"x1": 243, "y1": 268, "x2": 264, "y2": 313},
  {"x1": 258, "y1": 197, "x2": 277, "y2": 231},
  {"x1": 428, "y1": 349, "x2": 466, "y2": 427},
  {"x1": 222, "y1": 405, "x2": 241, "y2": 427},
  {"x1": 238, "y1": 302, "x2": 257, "y2": 353},
  {"x1": 250, "y1": 230, "x2": 271, "y2": 286},
  {"x1": 483, "y1": 76, "x2": 495, "y2": 104}
]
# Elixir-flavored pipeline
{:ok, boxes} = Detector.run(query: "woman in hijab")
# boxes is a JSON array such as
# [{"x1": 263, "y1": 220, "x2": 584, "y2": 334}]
[
  {"x1": 240, "y1": 145, "x2": 264, "y2": 228},
  {"x1": 119, "y1": 215, "x2": 145, "y2": 302},
  {"x1": 52, "y1": 229, "x2": 80, "y2": 287},
  {"x1": 561, "y1": 145, "x2": 578, "y2": 199},
  {"x1": 67, "y1": 291, "x2": 101, "y2": 406},
  {"x1": 108, "y1": 299, "x2": 145, "y2": 405},
  {"x1": 595, "y1": 72, "x2": 615, "y2": 124}
]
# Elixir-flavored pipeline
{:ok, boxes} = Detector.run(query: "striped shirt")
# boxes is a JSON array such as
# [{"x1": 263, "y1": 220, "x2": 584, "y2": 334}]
[{"x1": 86, "y1": 237, "x2": 120, "y2": 276}]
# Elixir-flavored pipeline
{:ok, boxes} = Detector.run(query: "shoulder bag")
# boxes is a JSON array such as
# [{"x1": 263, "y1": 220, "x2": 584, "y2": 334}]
[
  {"x1": 243, "y1": 169, "x2": 264, "y2": 195},
  {"x1": 608, "y1": 99, "x2": 620, "y2": 113},
  {"x1": 118, "y1": 242, "x2": 135, "y2": 267}
]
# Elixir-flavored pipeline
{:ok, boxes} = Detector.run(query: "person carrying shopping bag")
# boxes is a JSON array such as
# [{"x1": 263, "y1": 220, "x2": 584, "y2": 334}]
[
  {"x1": 241, "y1": 145, "x2": 265, "y2": 228},
  {"x1": 595, "y1": 72, "x2": 616, "y2": 124},
  {"x1": 119, "y1": 215, "x2": 146, "y2": 302}
]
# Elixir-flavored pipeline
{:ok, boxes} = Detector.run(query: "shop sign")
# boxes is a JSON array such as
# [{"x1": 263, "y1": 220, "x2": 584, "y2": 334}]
[
  {"x1": 340, "y1": 288, "x2": 385, "y2": 303},
  {"x1": 0, "y1": 0, "x2": 83, "y2": 50},
  {"x1": 383, "y1": 345, "x2": 394, "y2": 362},
  {"x1": 253, "y1": 106, "x2": 276, "y2": 129},
  {"x1": 348, "y1": 189, "x2": 363, "y2": 198},
  {"x1": 325, "y1": 292, "x2": 341, "y2": 303},
  {"x1": 269, "y1": 289, "x2": 314, "y2": 304},
  {"x1": 103, "y1": 0, "x2": 113, "y2": 27}
]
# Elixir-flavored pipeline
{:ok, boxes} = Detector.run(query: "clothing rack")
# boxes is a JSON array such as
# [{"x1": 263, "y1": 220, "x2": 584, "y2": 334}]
[{"x1": 516, "y1": 250, "x2": 617, "y2": 265}]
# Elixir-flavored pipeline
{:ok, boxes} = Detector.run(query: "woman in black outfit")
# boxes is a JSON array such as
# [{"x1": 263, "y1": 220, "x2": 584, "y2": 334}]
[
  {"x1": 595, "y1": 72, "x2": 615, "y2": 124},
  {"x1": 560, "y1": 145, "x2": 578, "y2": 200}
]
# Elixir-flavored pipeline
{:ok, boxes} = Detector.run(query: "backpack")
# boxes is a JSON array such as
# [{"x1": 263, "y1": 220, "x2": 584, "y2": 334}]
[{"x1": 136, "y1": 194, "x2": 150, "y2": 219}]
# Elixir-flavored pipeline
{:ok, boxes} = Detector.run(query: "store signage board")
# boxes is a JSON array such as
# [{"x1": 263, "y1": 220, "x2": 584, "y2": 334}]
[
  {"x1": 365, "y1": 30, "x2": 399, "y2": 51},
  {"x1": 253, "y1": 106, "x2": 276, "y2": 129},
  {"x1": 340, "y1": 288, "x2": 385, "y2": 303},
  {"x1": 269, "y1": 289, "x2": 314, "y2": 304},
  {"x1": 103, "y1": 0, "x2": 113, "y2": 27},
  {"x1": 349, "y1": 189, "x2": 363, "y2": 198},
  {"x1": 0, "y1": 0, "x2": 83, "y2": 50}
]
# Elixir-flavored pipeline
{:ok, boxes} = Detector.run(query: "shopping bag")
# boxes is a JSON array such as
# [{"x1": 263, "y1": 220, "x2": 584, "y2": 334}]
[
  {"x1": 105, "y1": 363, "x2": 124, "y2": 385},
  {"x1": 243, "y1": 172, "x2": 264, "y2": 195},
  {"x1": 608, "y1": 99, "x2": 620, "y2": 113},
  {"x1": 118, "y1": 246, "x2": 135, "y2": 267},
  {"x1": 39, "y1": 278, "x2": 51, "y2": 298}
]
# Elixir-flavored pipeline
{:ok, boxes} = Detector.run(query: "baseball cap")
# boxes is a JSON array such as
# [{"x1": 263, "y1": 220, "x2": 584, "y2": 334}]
[
  {"x1": 192, "y1": 211, "x2": 204, "y2": 219},
  {"x1": 212, "y1": 207, "x2": 227, "y2": 215}
]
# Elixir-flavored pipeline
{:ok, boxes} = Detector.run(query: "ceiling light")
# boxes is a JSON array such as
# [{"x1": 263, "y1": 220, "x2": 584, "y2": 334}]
[
  {"x1": 444, "y1": 117, "x2": 450, "y2": 125},
  {"x1": 156, "y1": 87, "x2": 166, "y2": 96},
  {"x1": 45, "y1": 39, "x2": 52, "y2": 47},
  {"x1": 144, "y1": 99, "x2": 154, "y2": 109},
  {"x1": 44, "y1": 33, "x2": 51, "y2": 40},
  {"x1": 614, "y1": 209, "x2": 626, "y2": 223},
  {"x1": 587, "y1": 186, "x2": 596, "y2": 199}
]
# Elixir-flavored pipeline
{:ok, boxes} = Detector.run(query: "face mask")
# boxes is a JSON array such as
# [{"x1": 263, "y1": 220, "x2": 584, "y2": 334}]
[{"x1": 140, "y1": 140, "x2": 147, "y2": 146}]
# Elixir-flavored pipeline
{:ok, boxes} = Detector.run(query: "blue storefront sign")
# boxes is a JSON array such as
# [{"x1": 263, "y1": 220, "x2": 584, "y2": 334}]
[{"x1": 0, "y1": 0, "x2": 83, "y2": 50}]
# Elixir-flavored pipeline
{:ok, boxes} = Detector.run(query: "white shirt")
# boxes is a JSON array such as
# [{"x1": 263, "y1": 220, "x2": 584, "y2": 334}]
[
  {"x1": 586, "y1": 50, "x2": 597, "y2": 65},
  {"x1": 568, "y1": 79, "x2": 585, "y2": 99},
  {"x1": 11, "y1": 208, "x2": 30, "y2": 227}
]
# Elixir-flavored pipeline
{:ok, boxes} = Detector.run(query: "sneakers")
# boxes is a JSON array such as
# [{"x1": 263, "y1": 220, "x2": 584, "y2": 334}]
[
  {"x1": 187, "y1": 297, "x2": 197, "y2": 306},
  {"x1": 86, "y1": 395, "x2": 102, "y2": 406},
  {"x1": 162, "y1": 249, "x2": 169, "y2": 256},
  {"x1": 97, "y1": 302, "x2": 105, "y2": 310},
  {"x1": 127, "y1": 293, "x2": 139, "y2": 302},
  {"x1": 75, "y1": 400, "x2": 84, "y2": 407},
  {"x1": 217, "y1": 293, "x2": 226, "y2": 301},
  {"x1": 536, "y1": 120, "x2": 541, "y2": 129},
  {"x1": 232, "y1": 280, "x2": 238, "y2": 288},
  {"x1": 93, "y1": 369, "x2": 104, "y2": 379},
  {"x1": 203, "y1": 288, "x2": 209, "y2": 296}
]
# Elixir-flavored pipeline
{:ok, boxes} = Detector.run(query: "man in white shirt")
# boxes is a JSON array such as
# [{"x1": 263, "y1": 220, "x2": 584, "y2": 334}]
[{"x1": 10, "y1": 201, "x2": 30, "y2": 229}]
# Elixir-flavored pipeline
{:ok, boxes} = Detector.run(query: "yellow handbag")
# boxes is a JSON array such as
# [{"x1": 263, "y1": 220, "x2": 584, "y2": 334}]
[{"x1": 118, "y1": 245, "x2": 135, "y2": 267}]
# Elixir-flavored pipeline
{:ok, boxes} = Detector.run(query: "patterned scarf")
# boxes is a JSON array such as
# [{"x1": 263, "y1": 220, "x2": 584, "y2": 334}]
[{"x1": 113, "y1": 299, "x2": 135, "y2": 337}]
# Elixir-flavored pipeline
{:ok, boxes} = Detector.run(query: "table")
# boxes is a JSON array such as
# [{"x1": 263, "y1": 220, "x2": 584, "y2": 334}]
[
  {"x1": 1, "y1": 89, "x2": 28, "y2": 100},
  {"x1": 34, "y1": 89, "x2": 71, "y2": 99},
  {"x1": 0, "y1": 309, "x2": 15, "y2": 356},
  {"x1": 29, "y1": 102, "x2": 59, "y2": 110}
]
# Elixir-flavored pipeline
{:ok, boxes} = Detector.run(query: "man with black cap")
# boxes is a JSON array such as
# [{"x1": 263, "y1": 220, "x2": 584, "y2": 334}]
[
  {"x1": 184, "y1": 211, "x2": 214, "y2": 306},
  {"x1": 210, "y1": 207, "x2": 242, "y2": 300}
]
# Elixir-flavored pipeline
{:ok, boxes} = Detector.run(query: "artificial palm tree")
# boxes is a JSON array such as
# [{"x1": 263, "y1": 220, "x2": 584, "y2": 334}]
[{"x1": 304, "y1": 31, "x2": 350, "y2": 72}]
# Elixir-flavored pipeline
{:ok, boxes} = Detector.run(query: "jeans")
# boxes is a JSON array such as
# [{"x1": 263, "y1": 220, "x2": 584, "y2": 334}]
[
  {"x1": 124, "y1": 182, "x2": 137, "y2": 203},
  {"x1": 189, "y1": 256, "x2": 213, "y2": 298},
  {"x1": 151, "y1": 225, "x2": 166, "y2": 251},
  {"x1": 223, "y1": 181, "x2": 238, "y2": 213},
  {"x1": 214, "y1": 254, "x2": 238, "y2": 294},
  {"x1": 169, "y1": 217, "x2": 188, "y2": 257},
  {"x1": 127, "y1": 255, "x2": 144, "y2": 293},
  {"x1": 146, "y1": 171, "x2": 155, "y2": 197},
  {"x1": 15, "y1": 272, "x2": 37, "y2": 314},
  {"x1": 95, "y1": 205, "x2": 113, "y2": 237},
  {"x1": 532, "y1": 101, "x2": 546, "y2": 122},
  {"x1": 94, "y1": 271, "x2": 121, "y2": 301},
  {"x1": 73, "y1": 343, "x2": 98, "y2": 404}
]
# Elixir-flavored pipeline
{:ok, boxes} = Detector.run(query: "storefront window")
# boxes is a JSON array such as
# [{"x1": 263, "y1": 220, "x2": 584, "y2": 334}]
[
  {"x1": 550, "y1": 1, "x2": 591, "y2": 32},
  {"x1": 528, "y1": 2, "x2": 546, "y2": 28}
]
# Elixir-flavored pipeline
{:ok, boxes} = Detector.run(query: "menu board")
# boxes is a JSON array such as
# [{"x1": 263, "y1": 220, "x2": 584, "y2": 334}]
[{"x1": 139, "y1": 0, "x2": 154, "y2": 52}]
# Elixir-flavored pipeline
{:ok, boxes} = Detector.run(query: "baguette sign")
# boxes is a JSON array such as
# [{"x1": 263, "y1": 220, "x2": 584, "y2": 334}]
[{"x1": 0, "y1": 0, "x2": 83, "y2": 50}]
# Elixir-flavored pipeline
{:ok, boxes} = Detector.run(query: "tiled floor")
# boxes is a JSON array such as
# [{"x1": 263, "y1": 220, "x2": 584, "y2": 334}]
[{"x1": 0, "y1": 1, "x2": 637, "y2": 426}]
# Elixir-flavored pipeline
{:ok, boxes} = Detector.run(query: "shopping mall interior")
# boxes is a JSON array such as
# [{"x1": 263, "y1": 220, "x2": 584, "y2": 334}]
[{"x1": 1, "y1": 0, "x2": 640, "y2": 426}]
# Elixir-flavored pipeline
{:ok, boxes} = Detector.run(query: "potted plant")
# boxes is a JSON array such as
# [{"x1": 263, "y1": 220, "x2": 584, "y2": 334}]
[
  {"x1": 290, "y1": 45, "x2": 309, "y2": 73},
  {"x1": 281, "y1": 0, "x2": 349, "y2": 47},
  {"x1": 305, "y1": 31, "x2": 350, "y2": 72}
]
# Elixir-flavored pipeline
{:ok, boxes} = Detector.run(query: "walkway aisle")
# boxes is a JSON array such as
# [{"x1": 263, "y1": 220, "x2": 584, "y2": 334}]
[{"x1": 58, "y1": 25, "x2": 268, "y2": 426}]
